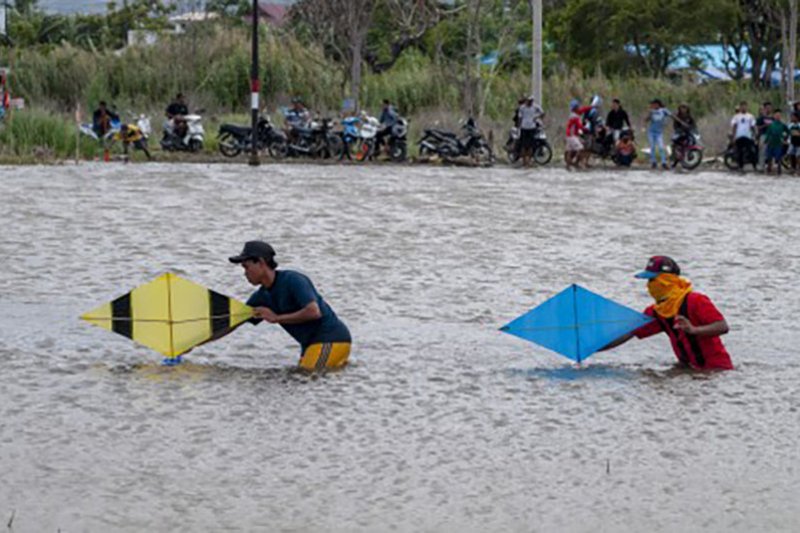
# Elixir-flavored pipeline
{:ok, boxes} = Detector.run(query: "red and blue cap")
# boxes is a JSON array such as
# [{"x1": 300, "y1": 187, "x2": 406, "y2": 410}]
[{"x1": 635, "y1": 256, "x2": 681, "y2": 279}]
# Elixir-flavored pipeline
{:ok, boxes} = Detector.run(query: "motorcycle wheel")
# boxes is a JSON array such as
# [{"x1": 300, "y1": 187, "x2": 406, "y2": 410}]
[
  {"x1": 268, "y1": 140, "x2": 288, "y2": 159},
  {"x1": 325, "y1": 135, "x2": 345, "y2": 159},
  {"x1": 681, "y1": 149, "x2": 703, "y2": 170},
  {"x1": 356, "y1": 139, "x2": 376, "y2": 162},
  {"x1": 390, "y1": 142, "x2": 407, "y2": 162},
  {"x1": 533, "y1": 144, "x2": 553, "y2": 165},
  {"x1": 781, "y1": 151, "x2": 792, "y2": 170},
  {"x1": 188, "y1": 139, "x2": 203, "y2": 153},
  {"x1": 418, "y1": 145, "x2": 432, "y2": 157},
  {"x1": 218, "y1": 133, "x2": 241, "y2": 158},
  {"x1": 506, "y1": 145, "x2": 520, "y2": 164},
  {"x1": 723, "y1": 151, "x2": 738, "y2": 170},
  {"x1": 470, "y1": 144, "x2": 494, "y2": 166}
]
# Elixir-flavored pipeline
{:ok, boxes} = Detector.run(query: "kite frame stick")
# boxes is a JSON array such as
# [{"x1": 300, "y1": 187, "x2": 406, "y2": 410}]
[
  {"x1": 167, "y1": 273, "x2": 178, "y2": 357},
  {"x1": 572, "y1": 284, "x2": 581, "y2": 364},
  {"x1": 81, "y1": 313, "x2": 253, "y2": 324}
]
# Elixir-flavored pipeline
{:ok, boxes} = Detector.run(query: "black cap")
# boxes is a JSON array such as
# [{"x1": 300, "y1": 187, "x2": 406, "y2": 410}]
[
  {"x1": 635, "y1": 256, "x2": 681, "y2": 279},
  {"x1": 229, "y1": 241, "x2": 276, "y2": 263}
]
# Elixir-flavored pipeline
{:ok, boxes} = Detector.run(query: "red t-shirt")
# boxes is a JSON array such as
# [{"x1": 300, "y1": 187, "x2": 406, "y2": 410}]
[
  {"x1": 566, "y1": 115, "x2": 583, "y2": 137},
  {"x1": 634, "y1": 292, "x2": 733, "y2": 370}
]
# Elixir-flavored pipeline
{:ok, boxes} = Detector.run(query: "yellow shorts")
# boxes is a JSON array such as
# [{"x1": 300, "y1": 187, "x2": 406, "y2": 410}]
[{"x1": 299, "y1": 342, "x2": 351, "y2": 371}]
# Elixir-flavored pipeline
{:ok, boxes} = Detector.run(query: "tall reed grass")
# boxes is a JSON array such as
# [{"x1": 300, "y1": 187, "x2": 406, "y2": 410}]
[{"x1": 0, "y1": 23, "x2": 784, "y2": 161}]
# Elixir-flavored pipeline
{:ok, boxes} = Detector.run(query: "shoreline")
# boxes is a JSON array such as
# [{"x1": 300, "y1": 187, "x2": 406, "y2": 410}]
[{"x1": 0, "y1": 154, "x2": 788, "y2": 175}]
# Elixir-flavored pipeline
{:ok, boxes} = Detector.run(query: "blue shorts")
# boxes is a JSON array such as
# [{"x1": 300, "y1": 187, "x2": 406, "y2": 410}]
[{"x1": 765, "y1": 145, "x2": 784, "y2": 163}]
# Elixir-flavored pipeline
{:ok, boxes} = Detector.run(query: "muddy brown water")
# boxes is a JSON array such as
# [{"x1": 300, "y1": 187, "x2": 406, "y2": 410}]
[{"x1": 1, "y1": 163, "x2": 799, "y2": 532}]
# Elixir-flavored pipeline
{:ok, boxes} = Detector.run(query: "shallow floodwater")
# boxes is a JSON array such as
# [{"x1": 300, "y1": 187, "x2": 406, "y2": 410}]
[{"x1": 1, "y1": 163, "x2": 799, "y2": 532}]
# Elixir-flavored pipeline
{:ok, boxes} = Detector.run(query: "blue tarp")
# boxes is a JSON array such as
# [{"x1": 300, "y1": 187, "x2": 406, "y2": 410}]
[{"x1": 500, "y1": 284, "x2": 653, "y2": 363}]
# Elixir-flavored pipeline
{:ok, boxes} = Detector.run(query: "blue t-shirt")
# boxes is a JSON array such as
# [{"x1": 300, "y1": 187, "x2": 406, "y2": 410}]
[
  {"x1": 648, "y1": 107, "x2": 671, "y2": 134},
  {"x1": 247, "y1": 270, "x2": 351, "y2": 350}
]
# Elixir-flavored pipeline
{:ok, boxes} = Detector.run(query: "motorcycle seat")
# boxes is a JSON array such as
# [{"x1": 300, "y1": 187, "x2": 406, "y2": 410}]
[
  {"x1": 293, "y1": 127, "x2": 316, "y2": 136},
  {"x1": 220, "y1": 124, "x2": 251, "y2": 136}
]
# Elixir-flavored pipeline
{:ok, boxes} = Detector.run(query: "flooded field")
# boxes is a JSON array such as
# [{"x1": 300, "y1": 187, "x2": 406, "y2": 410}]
[{"x1": 1, "y1": 163, "x2": 799, "y2": 532}]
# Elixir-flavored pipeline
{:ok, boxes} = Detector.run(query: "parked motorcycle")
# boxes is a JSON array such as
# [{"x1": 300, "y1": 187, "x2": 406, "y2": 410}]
[
  {"x1": 79, "y1": 116, "x2": 121, "y2": 144},
  {"x1": 340, "y1": 113, "x2": 379, "y2": 161},
  {"x1": 418, "y1": 118, "x2": 494, "y2": 165},
  {"x1": 724, "y1": 139, "x2": 760, "y2": 170},
  {"x1": 218, "y1": 115, "x2": 288, "y2": 159},
  {"x1": 161, "y1": 114, "x2": 205, "y2": 152},
  {"x1": 80, "y1": 112, "x2": 150, "y2": 151},
  {"x1": 376, "y1": 117, "x2": 409, "y2": 162},
  {"x1": 585, "y1": 124, "x2": 632, "y2": 166},
  {"x1": 504, "y1": 124, "x2": 552, "y2": 165},
  {"x1": 286, "y1": 118, "x2": 344, "y2": 159},
  {"x1": 670, "y1": 131, "x2": 704, "y2": 170}
]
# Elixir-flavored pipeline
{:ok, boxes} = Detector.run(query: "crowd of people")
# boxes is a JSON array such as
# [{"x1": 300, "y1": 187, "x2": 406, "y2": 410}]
[
  {"x1": 729, "y1": 100, "x2": 800, "y2": 175},
  {"x1": 513, "y1": 94, "x2": 800, "y2": 174},
  {"x1": 84, "y1": 89, "x2": 800, "y2": 173}
]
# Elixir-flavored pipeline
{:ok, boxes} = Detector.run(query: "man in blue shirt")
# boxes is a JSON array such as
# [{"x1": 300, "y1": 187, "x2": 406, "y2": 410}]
[{"x1": 229, "y1": 241, "x2": 351, "y2": 371}]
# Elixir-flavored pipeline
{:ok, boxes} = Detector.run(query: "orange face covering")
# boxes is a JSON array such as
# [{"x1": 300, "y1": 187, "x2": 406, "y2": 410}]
[{"x1": 647, "y1": 273, "x2": 693, "y2": 318}]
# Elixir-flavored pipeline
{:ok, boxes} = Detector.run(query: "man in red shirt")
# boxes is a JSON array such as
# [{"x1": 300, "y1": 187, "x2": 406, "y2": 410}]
[{"x1": 604, "y1": 256, "x2": 733, "y2": 370}]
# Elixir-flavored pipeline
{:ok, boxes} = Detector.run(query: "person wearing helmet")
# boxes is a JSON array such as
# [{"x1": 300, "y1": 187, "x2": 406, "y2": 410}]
[{"x1": 602, "y1": 256, "x2": 733, "y2": 370}]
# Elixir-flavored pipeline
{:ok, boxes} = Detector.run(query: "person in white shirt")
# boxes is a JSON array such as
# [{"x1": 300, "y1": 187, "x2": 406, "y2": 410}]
[
  {"x1": 517, "y1": 96, "x2": 545, "y2": 166},
  {"x1": 730, "y1": 101, "x2": 757, "y2": 171}
]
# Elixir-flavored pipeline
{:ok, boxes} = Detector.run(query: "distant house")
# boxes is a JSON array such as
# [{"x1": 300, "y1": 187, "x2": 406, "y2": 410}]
[{"x1": 259, "y1": 3, "x2": 289, "y2": 27}]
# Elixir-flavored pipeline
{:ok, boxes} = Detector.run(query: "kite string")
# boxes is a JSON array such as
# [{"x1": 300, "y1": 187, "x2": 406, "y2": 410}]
[{"x1": 507, "y1": 319, "x2": 650, "y2": 332}]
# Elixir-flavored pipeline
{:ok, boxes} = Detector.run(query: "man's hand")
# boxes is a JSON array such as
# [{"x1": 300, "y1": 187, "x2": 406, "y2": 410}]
[
  {"x1": 673, "y1": 315, "x2": 696, "y2": 334},
  {"x1": 253, "y1": 307, "x2": 280, "y2": 324}
]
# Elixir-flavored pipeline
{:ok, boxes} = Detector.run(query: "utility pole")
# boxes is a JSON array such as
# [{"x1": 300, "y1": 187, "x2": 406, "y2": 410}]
[
  {"x1": 790, "y1": 0, "x2": 798, "y2": 104},
  {"x1": 249, "y1": 0, "x2": 260, "y2": 166},
  {"x1": 530, "y1": 0, "x2": 542, "y2": 105}
]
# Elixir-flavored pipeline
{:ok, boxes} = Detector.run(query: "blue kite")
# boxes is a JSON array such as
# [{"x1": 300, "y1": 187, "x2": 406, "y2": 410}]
[{"x1": 500, "y1": 284, "x2": 653, "y2": 363}]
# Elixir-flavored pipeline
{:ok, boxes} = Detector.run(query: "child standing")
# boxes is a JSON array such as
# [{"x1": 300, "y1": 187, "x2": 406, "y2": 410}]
[
  {"x1": 764, "y1": 110, "x2": 789, "y2": 175},
  {"x1": 565, "y1": 100, "x2": 585, "y2": 170}
]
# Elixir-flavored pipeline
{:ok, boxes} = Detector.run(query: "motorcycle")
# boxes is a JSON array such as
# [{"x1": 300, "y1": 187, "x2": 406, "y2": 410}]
[
  {"x1": 218, "y1": 115, "x2": 288, "y2": 159},
  {"x1": 79, "y1": 116, "x2": 121, "y2": 144},
  {"x1": 417, "y1": 118, "x2": 494, "y2": 165},
  {"x1": 723, "y1": 139, "x2": 759, "y2": 170},
  {"x1": 670, "y1": 131, "x2": 704, "y2": 170},
  {"x1": 80, "y1": 113, "x2": 151, "y2": 152},
  {"x1": 340, "y1": 113, "x2": 379, "y2": 161},
  {"x1": 286, "y1": 117, "x2": 344, "y2": 159},
  {"x1": 161, "y1": 114, "x2": 205, "y2": 152},
  {"x1": 504, "y1": 123, "x2": 553, "y2": 165},
  {"x1": 375, "y1": 117, "x2": 409, "y2": 162},
  {"x1": 585, "y1": 124, "x2": 632, "y2": 166}
]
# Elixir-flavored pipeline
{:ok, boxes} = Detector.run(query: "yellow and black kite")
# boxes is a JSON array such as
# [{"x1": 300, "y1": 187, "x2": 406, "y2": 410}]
[{"x1": 81, "y1": 273, "x2": 253, "y2": 360}]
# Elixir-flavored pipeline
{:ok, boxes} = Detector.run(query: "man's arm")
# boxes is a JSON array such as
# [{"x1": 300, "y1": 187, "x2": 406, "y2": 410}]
[
  {"x1": 674, "y1": 316, "x2": 728, "y2": 337},
  {"x1": 254, "y1": 302, "x2": 322, "y2": 325},
  {"x1": 600, "y1": 332, "x2": 634, "y2": 351}
]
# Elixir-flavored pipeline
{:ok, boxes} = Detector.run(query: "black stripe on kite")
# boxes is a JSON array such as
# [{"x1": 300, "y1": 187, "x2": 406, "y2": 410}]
[
  {"x1": 111, "y1": 293, "x2": 133, "y2": 339},
  {"x1": 209, "y1": 290, "x2": 231, "y2": 337}
]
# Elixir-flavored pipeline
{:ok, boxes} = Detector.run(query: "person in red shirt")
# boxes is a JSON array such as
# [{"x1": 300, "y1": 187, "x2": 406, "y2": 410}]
[
  {"x1": 604, "y1": 256, "x2": 733, "y2": 370},
  {"x1": 565, "y1": 99, "x2": 587, "y2": 169}
]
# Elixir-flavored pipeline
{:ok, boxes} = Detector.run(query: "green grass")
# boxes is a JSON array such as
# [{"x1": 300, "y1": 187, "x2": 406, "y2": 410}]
[{"x1": 0, "y1": 24, "x2": 785, "y2": 163}]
